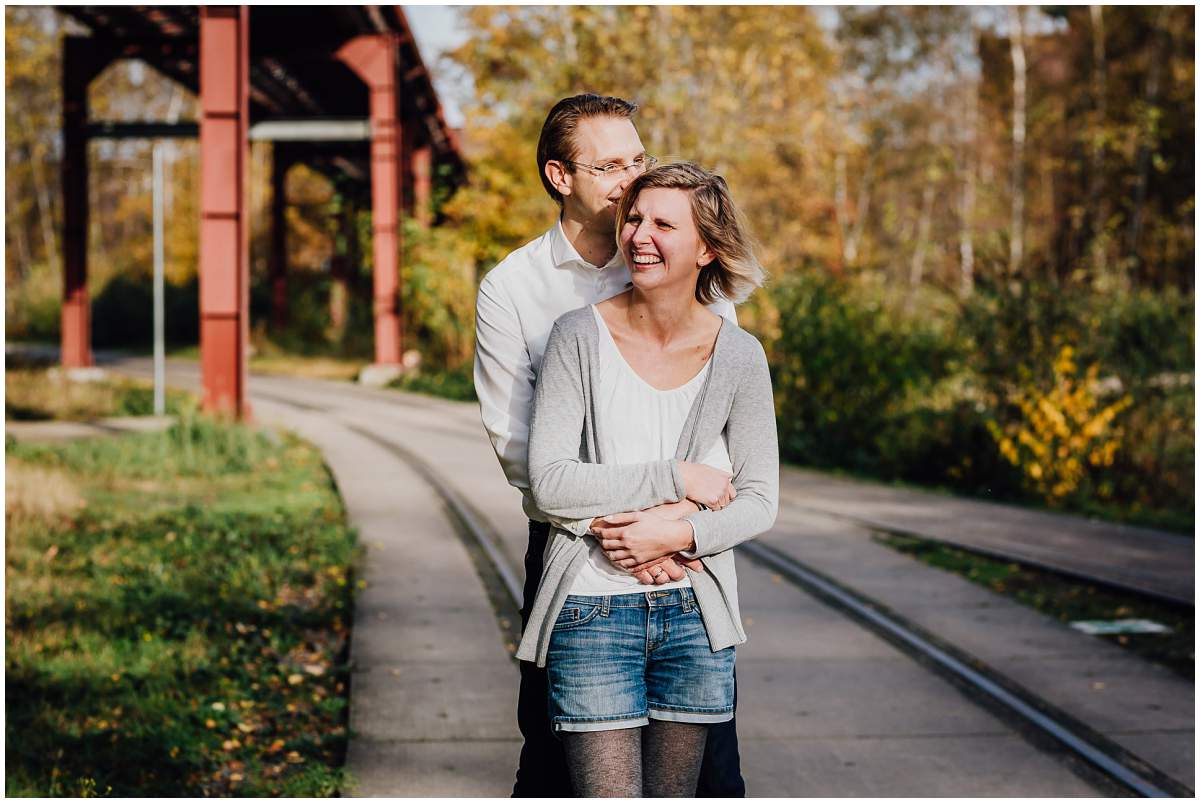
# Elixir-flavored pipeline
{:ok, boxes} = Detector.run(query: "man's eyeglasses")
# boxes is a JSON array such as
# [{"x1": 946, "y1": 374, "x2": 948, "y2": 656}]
[{"x1": 563, "y1": 155, "x2": 658, "y2": 177}]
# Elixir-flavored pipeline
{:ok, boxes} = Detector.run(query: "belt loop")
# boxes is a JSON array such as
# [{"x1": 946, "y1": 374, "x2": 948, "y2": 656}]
[
  {"x1": 601, "y1": 595, "x2": 610, "y2": 617},
  {"x1": 683, "y1": 588, "x2": 694, "y2": 612}
]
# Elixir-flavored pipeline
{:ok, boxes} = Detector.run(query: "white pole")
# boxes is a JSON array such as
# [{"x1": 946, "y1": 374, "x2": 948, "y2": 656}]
[{"x1": 152, "y1": 142, "x2": 165, "y2": 415}]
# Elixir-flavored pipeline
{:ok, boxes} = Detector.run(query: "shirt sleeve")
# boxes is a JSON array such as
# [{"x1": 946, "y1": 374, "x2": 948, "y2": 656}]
[
  {"x1": 710, "y1": 296, "x2": 739, "y2": 325},
  {"x1": 474, "y1": 273, "x2": 536, "y2": 491},
  {"x1": 472, "y1": 275, "x2": 600, "y2": 537}
]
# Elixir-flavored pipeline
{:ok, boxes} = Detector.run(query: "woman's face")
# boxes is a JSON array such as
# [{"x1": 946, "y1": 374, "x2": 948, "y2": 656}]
[{"x1": 620, "y1": 187, "x2": 714, "y2": 298}]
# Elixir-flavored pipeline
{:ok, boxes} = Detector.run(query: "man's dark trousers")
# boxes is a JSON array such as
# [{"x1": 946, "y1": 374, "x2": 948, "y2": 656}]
[{"x1": 512, "y1": 520, "x2": 746, "y2": 797}]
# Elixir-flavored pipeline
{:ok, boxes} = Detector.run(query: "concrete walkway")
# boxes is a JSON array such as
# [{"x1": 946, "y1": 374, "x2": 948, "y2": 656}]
[
  {"x1": 782, "y1": 469, "x2": 1194, "y2": 605},
  {"x1": 249, "y1": 396, "x2": 522, "y2": 796}
]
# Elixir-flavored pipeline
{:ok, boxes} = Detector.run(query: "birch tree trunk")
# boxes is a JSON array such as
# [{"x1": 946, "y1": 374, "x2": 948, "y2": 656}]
[
  {"x1": 958, "y1": 85, "x2": 978, "y2": 297},
  {"x1": 846, "y1": 156, "x2": 873, "y2": 268},
  {"x1": 1086, "y1": 6, "x2": 1109, "y2": 281},
  {"x1": 8, "y1": 170, "x2": 32, "y2": 273},
  {"x1": 1007, "y1": 5, "x2": 1027, "y2": 279},
  {"x1": 1125, "y1": 6, "x2": 1170, "y2": 278},
  {"x1": 834, "y1": 149, "x2": 849, "y2": 266},
  {"x1": 909, "y1": 179, "x2": 936, "y2": 289}
]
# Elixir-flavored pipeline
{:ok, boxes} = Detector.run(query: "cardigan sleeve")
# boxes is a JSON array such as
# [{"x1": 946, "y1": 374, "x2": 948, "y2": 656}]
[
  {"x1": 678, "y1": 338, "x2": 779, "y2": 558},
  {"x1": 527, "y1": 318, "x2": 687, "y2": 522}
]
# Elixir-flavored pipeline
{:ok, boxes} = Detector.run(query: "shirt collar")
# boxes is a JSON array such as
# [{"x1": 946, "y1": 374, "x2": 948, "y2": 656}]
[{"x1": 550, "y1": 217, "x2": 624, "y2": 272}]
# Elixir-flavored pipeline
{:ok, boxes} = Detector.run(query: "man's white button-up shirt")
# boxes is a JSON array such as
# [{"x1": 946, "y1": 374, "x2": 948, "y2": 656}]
[{"x1": 473, "y1": 218, "x2": 737, "y2": 533}]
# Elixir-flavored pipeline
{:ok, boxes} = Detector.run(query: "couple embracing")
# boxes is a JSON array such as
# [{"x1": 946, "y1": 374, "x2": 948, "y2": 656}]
[{"x1": 474, "y1": 94, "x2": 779, "y2": 797}]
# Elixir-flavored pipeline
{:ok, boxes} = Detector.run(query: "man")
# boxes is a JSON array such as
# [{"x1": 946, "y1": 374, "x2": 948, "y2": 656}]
[{"x1": 473, "y1": 93, "x2": 745, "y2": 797}]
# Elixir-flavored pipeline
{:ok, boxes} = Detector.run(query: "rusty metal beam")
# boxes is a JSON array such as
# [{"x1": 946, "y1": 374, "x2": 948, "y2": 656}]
[
  {"x1": 336, "y1": 34, "x2": 404, "y2": 366},
  {"x1": 198, "y1": 6, "x2": 251, "y2": 418},
  {"x1": 60, "y1": 35, "x2": 113, "y2": 370}
]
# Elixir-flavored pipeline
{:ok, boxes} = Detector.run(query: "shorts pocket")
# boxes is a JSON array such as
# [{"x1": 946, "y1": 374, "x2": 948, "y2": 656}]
[{"x1": 552, "y1": 602, "x2": 603, "y2": 631}]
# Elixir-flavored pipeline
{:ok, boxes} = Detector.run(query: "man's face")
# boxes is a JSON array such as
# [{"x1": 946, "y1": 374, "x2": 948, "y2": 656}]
[{"x1": 558, "y1": 116, "x2": 647, "y2": 231}]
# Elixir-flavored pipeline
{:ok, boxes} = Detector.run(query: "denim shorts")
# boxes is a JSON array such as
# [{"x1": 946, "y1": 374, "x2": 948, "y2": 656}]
[{"x1": 546, "y1": 587, "x2": 736, "y2": 733}]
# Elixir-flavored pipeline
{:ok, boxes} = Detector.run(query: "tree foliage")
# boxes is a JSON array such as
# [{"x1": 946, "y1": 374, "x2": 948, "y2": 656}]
[{"x1": 4, "y1": 6, "x2": 1193, "y2": 527}]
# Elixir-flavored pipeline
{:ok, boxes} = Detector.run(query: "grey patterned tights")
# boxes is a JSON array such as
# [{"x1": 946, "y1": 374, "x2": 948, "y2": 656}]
[{"x1": 561, "y1": 721, "x2": 708, "y2": 797}]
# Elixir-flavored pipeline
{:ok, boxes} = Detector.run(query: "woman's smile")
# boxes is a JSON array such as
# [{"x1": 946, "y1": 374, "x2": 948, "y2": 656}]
[{"x1": 631, "y1": 252, "x2": 664, "y2": 269}]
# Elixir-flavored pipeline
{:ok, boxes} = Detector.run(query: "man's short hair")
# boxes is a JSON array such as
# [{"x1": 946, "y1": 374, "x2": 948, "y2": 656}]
[{"x1": 536, "y1": 94, "x2": 638, "y2": 205}]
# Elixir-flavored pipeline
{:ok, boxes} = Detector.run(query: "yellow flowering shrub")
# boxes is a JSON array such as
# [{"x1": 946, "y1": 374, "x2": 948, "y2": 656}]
[{"x1": 987, "y1": 346, "x2": 1133, "y2": 504}]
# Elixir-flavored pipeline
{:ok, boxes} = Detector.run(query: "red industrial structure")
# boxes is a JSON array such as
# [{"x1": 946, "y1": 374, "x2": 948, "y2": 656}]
[{"x1": 57, "y1": 6, "x2": 465, "y2": 417}]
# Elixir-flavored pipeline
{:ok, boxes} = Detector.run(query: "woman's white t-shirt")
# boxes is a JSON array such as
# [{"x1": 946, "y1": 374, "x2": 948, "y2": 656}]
[{"x1": 567, "y1": 305, "x2": 733, "y2": 596}]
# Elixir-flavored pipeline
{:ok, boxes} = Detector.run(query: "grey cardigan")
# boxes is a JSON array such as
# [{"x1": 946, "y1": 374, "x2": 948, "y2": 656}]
[{"x1": 515, "y1": 306, "x2": 780, "y2": 667}]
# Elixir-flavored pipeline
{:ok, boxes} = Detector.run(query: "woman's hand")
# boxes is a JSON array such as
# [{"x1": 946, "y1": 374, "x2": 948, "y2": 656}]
[
  {"x1": 679, "y1": 462, "x2": 737, "y2": 510},
  {"x1": 632, "y1": 556, "x2": 683, "y2": 585},
  {"x1": 592, "y1": 510, "x2": 694, "y2": 567}
]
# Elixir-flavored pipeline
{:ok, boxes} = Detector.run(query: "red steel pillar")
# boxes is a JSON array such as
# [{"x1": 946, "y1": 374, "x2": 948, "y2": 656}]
[
  {"x1": 198, "y1": 6, "x2": 251, "y2": 417},
  {"x1": 269, "y1": 144, "x2": 291, "y2": 331},
  {"x1": 336, "y1": 35, "x2": 403, "y2": 366},
  {"x1": 60, "y1": 37, "x2": 110, "y2": 369},
  {"x1": 412, "y1": 144, "x2": 433, "y2": 229}
]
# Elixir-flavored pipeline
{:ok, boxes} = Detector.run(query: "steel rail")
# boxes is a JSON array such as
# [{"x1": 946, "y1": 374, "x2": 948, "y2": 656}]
[{"x1": 738, "y1": 539, "x2": 1186, "y2": 798}]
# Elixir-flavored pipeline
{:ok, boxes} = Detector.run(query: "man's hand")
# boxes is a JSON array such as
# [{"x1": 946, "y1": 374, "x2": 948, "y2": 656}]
[
  {"x1": 631, "y1": 556, "x2": 687, "y2": 585},
  {"x1": 631, "y1": 555, "x2": 705, "y2": 585},
  {"x1": 593, "y1": 510, "x2": 693, "y2": 567}
]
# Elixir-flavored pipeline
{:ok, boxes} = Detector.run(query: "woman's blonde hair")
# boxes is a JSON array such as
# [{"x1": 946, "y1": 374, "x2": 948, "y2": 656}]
[{"x1": 615, "y1": 161, "x2": 765, "y2": 304}]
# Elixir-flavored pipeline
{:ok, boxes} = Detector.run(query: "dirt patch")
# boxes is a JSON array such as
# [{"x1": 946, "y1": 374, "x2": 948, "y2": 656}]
[{"x1": 5, "y1": 457, "x2": 86, "y2": 528}]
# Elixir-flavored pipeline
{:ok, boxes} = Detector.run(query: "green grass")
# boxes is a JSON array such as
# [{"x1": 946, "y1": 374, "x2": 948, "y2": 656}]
[
  {"x1": 166, "y1": 342, "x2": 479, "y2": 402},
  {"x1": 5, "y1": 362, "x2": 192, "y2": 422},
  {"x1": 388, "y1": 366, "x2": 477, "y2": 402},
  {"x1": 5, "y1": 414, "x2": 359, "y2": 796},
  {"x1": 877, "y1": 533, "x2": 1194, "y2": 679}
]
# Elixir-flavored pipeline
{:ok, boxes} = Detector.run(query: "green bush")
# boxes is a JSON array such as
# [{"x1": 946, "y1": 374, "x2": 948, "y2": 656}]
[
  {"x1": 5, "y1": 260, "x2": 62, "y2": 342},
  {"x1": 1087, "y1": 286, "x2": 1194, "y2": 386},
  {"x1": 4, "y1": 260, "x2": 201, "y2": 349},
  {"x1": 1091, "y1": 385, "x2": 1194, "y2": 531},
  {"x1": 769, "y1": 272, "x2": 961, "y2": 475},
  {"x1": 389, "y1": 365, "x2": 477, "y2": 402},
  {"x1": 767, "y1": 272, "x2": 1193, "y2": 531}
]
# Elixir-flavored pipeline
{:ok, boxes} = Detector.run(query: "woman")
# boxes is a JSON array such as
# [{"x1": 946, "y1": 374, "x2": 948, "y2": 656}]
[{"x1": 515, "y1": 162, "x2": 779, "y2": 797}]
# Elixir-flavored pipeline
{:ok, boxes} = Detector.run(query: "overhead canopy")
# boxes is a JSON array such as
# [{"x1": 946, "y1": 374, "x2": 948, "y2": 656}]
[{"x1": 57, "y1": 5, "x2": 465, "y2": 187}]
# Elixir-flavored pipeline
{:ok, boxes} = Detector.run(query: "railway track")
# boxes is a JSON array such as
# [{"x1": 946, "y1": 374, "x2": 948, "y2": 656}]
[
  {"x1": 104, "y1": 358, "x2": 1191, "y2": 797},
  {"x1": 341, "y1": 408, "x2": 1182, "y2": 799}
]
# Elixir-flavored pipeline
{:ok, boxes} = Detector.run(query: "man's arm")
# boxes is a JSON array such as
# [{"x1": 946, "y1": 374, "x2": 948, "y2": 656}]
[{"x1": 474, "y1": 276, "x2": 595, "y2": 536}]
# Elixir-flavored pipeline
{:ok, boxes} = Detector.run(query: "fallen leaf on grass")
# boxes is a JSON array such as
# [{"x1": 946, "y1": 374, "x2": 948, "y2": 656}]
[{"x1": 285, "y1": 751, "x2": 304, "y2": 764}]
